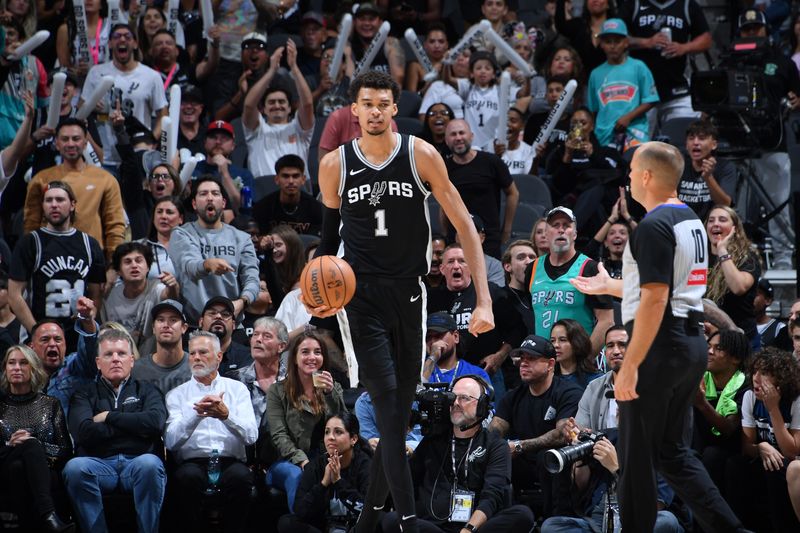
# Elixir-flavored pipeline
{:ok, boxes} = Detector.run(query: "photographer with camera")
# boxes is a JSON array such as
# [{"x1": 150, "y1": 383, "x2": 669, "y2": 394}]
[{"x1": 381, "y1": 375, "x2": 535, "y2": 533}]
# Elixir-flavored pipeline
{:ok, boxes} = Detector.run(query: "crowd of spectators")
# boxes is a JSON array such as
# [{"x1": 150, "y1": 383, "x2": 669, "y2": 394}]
[{"x1": 1, "y1": 0, "x2": 800, "y2": 531}]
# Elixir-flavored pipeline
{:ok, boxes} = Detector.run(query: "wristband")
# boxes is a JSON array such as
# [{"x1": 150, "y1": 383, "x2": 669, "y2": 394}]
[{"x1": 718, "y1": 254, "x2": 732, "y2": 263}]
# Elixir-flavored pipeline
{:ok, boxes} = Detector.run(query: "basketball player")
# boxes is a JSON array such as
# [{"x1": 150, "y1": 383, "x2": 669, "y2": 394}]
[
  {"x1": 570, "y1": 142, "x2": 747, "y2": 532},
  {"x1": 9, "y1": 181, "x2": 106, "y2": 351},
  {"x1": 309, "y1": 71, "x2": 494, "y2": 533}
]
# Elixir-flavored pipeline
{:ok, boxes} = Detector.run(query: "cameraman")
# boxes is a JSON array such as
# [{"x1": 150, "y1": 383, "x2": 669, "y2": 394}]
[
  {"x1": 732, "y1": 9, "x2": 800, "y2": 269},
  {"x1": 381, "y1": 375, "x2": 535, "y2": 533}
]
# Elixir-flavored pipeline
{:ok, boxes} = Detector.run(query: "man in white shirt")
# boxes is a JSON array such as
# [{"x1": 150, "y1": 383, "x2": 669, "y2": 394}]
[
  {"x1": 165, "y1": 330, "x2": 258, "y2": 533},
  {"x1": 80, "y1": 23, "x2": 168, "y2": 170},
  {"x1": 242, "y1": 37, "x2": 314, "y2": 177}
]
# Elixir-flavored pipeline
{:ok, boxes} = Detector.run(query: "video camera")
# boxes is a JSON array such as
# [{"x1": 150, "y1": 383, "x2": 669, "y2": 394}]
[
  {"x1": 690, "y1": 37, "x2": 785, "y2": 154},
  {"x1": 544, "y1": 430, "x2": 607, "y2": 474},
  {"x1": 410, "y1": 382, "x2": 455, "y2": 437}
]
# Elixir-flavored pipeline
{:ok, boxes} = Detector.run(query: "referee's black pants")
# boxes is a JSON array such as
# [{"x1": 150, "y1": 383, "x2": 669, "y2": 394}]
[{"x1": 618, "y1": 319, "x2": 743, "y2": 532}]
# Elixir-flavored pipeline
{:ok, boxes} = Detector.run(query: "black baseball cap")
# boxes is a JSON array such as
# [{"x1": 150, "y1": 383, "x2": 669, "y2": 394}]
[
  {"x1": 738, "y1": 9, "x2": 766, "y2": 29},
  {"x1": 470, "y1": 214, "x2": 485, "y2": 233},
  {"x1": 181, "y1": 84, "x2": 203, "y2": 103},
  {"x1": 510, "y1": 335, "x2": 556, "y2": 359},
  {"x1": 203, "y1": 296, "x2": 235, "y2": 316},
  {"x1": 427, "y1": 312, "x2": 457, "y2": 333},
  {"x1": 151, "y1": 299, "x2": 186, "y2": 322},
  {"x1": 757, "y1": 278, "x2": 774, "y2": 299}
]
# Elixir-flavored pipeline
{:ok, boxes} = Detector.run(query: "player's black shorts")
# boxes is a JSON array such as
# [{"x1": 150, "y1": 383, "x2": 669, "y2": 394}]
[{"x1": 337, "y1": 275, "x2": 426, "y2": 392}]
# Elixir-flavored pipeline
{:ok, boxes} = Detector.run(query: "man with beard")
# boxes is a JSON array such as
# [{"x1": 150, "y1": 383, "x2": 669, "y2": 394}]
[
  {"x1": 502, "y1": 239, "x2": 537, "y2": 335},
  {"x1": 489, "y1": 335, "x2": 583, "y2": 517},
  {"x1": 148, "y1": 29, "x2": 220, "y2": 91},
  {"x1": 430, "y1": 244, "x2": 526, "y2": 399},
  {"x1": 178, "y1": 84, "x2": 207, "y2": 154},
  {"x1": 243, "y1": 38, "x2": 315, "y2": 177},
  {"x1": 524, "y1": 207, "x2": 614, "y2": 355},
  {"x1": 169, "y1": 176, "x2": 260, "y2": 325},
  {"x1": 23, "y1": 121, "x2": 126, "y2": 264},
  {"x1": 443, "y1": 119, "x2": 519, "y2": 259},
  {"x1": 199, "y1": 296, "x2": 252, "y2": 376},
  {"x1": 213, "y1": 32, "x2": 272, "y2": 122},
  {"x1": 575, "y1": 325, "x2": 628, "y2": 431},
  {"x1": 192, "y1": 120, "x2": 254, "y2": 212},
  {"x1": 132, "y1": 299, "x2": 191, "y2": 395},
  {"x1": 12, "y1": 181, "x2": 106, "y2": 349},
  {"x1": 26, "y1": 297, "x2": 99, "y2": 416},
  {"x1": 381, "y1": 375, "x2": 535, "y2": 533},
  {"x1": 80, "y1": 23, "x2": 168, "y2": 174},
  {"x1": 165, "y1": 330, "x2": 258, "y2": 533},
  {"x1": 422, "y1": 312, "x2": 491, "y2": 385}
]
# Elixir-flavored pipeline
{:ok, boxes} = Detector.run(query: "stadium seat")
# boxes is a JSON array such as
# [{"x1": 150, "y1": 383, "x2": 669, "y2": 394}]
[
  {"x1": 512, "y1": 174, "x2": 553, "y2": 211},
  {"x1": 398, "y1": 90, "x2": 422, "y2": 117},
  {"x1": 253, "y1": 175, "x2": 278, "y2": 203},
  {"x1": 230, "y1": 117, "x2": 249, "y2": 169},
  {"x1": 395, "y1": 117, "x2": 424, "y2": 136}
]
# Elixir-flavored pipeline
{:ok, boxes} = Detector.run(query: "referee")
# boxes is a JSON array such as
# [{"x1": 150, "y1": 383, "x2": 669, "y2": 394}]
[{"x1": 571, "y1": 142, "x2": 747, "y2": 532}]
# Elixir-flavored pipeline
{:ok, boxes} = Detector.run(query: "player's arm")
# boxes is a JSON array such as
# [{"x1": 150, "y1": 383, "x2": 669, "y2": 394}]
[
  {"x1": 417, "y1": 138, "x2": 493, "y2": 334},
  {"x1": 316, "y1": 149, "x2": 342, "y2": 254},
  {"x1": 615, "y1": 282, "x2": 669, "y2": 401},
  {"x1": 7, "y1": 279, "x2": 36, "y2": 332},
  {"x1": 570, "y1": 262, "x2": 623, "y2": 299}
]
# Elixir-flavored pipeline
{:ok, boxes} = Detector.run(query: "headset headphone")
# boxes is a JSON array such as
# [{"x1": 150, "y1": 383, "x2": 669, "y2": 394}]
[{"x1": 449, "y1": 374, "x2": 494, "y2": 424}]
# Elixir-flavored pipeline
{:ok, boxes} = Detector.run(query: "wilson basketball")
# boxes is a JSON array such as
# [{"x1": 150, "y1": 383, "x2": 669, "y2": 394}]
[{"x1": 300, "y1": 255, "x2": 356, "y2": 309}]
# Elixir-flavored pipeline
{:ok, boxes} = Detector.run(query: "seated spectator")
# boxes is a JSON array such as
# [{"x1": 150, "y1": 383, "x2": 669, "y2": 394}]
[
  {"x1": 530, "y1": 217, "x2": 549, "y2": 256},
  {"x1": 677, "y1": 120, "x2": 736, "y2": 222},
  {"x1": 259, "y1": 225, "x2": 307, "y2": 313},
  {"x1": 230, "y1": 317, "x2": 287, "y2": 470},
  {"x1": 165, "y1": 330, "x2": 259, "y2": 533},
  {"x1": 252, "y1": 154, "x2": 323, "y2": 236},
  {"x1": 423, "y1": 311, "x2": 491, "y2": 385},
  {"x1": 131, "y1": 299, "x2": 191, "y2": 396},
  {"x1": 278, "y1": 413, "x2": 372, "y2": 533},
  {"x1": 586, "y1": 19, "x2": 658, "y2": 151},
  {"x1": 692, "y1": 329, "x2": 749, "y2": 499},
  {"x1": 26, "y1": 300, "x2": 99, "y2": 417},
  {"x1": 383, "y1": 375, "x2": 535, "y2": 532},
  {"x1": 177, "y1": 84, "x2": 207, "y2": 154},
  {"x1": 199, "y1": 297, "x2": 253, "y2": 375},
  {"x1": 550, "y1": 318, "x2": 602, "y2": 390},
  {"x1": 0, "y1": 345, "x2": 74, "y2": 532},
  {"x1": 727, "y1": 347, "x2": 800, "y2": 531},
  {"x1": 296, "y1": 11, "x2": 326, "y2": 78},
  {"x1": 101, "y1": 241, "x2": 179, "y2": 353},
  {"x1": 266, "y1": 331, "x2": 346, "y2": 512},
  {"x1": 354, "y1": 390, "x2": 422, "y2": 454},
  {"x1": 192, "y1": 120, "x2": 255, "y2": 212},
  {"x1": 243, "y1": 38, "x2": 315, "y2": 178},
  {"x1": 419, "y1": 103, "x2": 455, "y2": 158},
  {"x1": 140, "y1": 196, "x2": 184, "y2": 280},
  {"x1": 754, "y1": 279, "x2": 785, "y2": 349},
  {"x1": 454, "y1": 215, "x2": 505, "y2": 286},
  {"x1": 0, "y1": 271, "x2": 25, "y2": 355},
  {"x1": 706, "y1": 206, "x2": 761, "y2": 345},
  {"x1": 489, "y1": 335, "x2": 582, "y2": 517},
  {"x1": 63, "y1": 329, "x2": 167, "y2": 533}
]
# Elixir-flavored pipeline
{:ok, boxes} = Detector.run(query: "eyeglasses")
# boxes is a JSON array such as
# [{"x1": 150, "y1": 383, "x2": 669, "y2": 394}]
[
  {"x1": 453, "y1": 394, "x2": 479, "y2": 404},
  {"x1": 149, "y1": 173, "x2": 171, "y2": 182},
  {"x1": 427, "y1": 109, "x2": 451, "y2": 117},
  {"x1": 204, "y1": 309, "x2": 233, "y2": 320},
  {"x1": 111, "y1": 32, "x2": 134, "y2": 41}
]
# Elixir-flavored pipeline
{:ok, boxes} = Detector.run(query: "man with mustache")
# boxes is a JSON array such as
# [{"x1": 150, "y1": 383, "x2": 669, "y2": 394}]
[
  {"x1": 199, "y1": 296, "x2": 252, "y2": 376},
  {"x1": 169, "y1": 176, "x2": 260, "y2": 325},
  {"x1": 165, "y1": 330, "x2": 258, "y2": 533}
]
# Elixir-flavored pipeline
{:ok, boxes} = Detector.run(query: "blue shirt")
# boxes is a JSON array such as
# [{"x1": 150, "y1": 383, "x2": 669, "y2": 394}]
[
  {"x1": 48, "y1": 321, "x2": 99, "y2": 417},
  {"x1": 430, "y1": 360, "x2": 491, "y2": 386},
  {"x1": 587, "y1": 56, "x2": 659, "y2": 147}
]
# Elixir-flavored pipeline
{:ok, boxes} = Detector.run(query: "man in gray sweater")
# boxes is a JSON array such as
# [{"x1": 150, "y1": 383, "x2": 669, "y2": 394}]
[{"x1": 169, "y1": 176, "x2": 260, "y2": 325}]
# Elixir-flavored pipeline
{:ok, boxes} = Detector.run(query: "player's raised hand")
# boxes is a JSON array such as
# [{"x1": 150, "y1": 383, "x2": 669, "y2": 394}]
[{"x1": 468, "y1": 303, "x2": 494, "y2": 336}]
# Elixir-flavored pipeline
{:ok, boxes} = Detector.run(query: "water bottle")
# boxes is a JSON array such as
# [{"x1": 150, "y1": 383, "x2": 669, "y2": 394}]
[
  {"x1": 659, "y1": 27, "x2": 672, "y2": 57},
  {"x1": 241, "y1": 185, "x2": 253, "y2": 212},
  {"x1": 206, "y1": 449, "x2": 221, "y2": 494}
]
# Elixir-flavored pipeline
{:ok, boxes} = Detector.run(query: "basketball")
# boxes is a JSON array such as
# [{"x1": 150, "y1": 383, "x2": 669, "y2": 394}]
[{"x1": 300, "y1": 255, "x2": 356, "y2": 309}]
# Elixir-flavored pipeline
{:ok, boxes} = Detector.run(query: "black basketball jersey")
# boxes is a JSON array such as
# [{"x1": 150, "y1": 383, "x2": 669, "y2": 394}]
[
  {"x1": 10, "y1": 228, "x2": 105, "y2": 322},
  {"x1": 338, "y1": 134, "x2": 431, "y2": 277}
]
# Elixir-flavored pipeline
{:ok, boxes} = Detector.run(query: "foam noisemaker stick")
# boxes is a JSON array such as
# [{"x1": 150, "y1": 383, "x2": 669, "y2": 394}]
[
  {"x1": 46, "y1": 73, "x2": 67, "y2": 129},
  {"x1": 9, "y1": 30, "x2": 50, "y2": 61},
  {"x1": 532, "y1": 79, "x2": 577, "y2": 153},
  {"x1": 167, "y1": 0, "x2": 180, "y2": 38},
  {"x1": 160, "y1": 116, "x2": 171, "y2": 163},
  {"x1": 496, "y1": 71, "x2": 511, "y2": 147},
  {"x1": 328, "y1": 14, "x2": 352, "y2": 80},
  {"x1": 486, "y1": 28, "x2": 533, "y2": 78},
  {"x1": 168, "y1": 84, "x2": 181, "y2": 165},
  {"x1": 200, "y1": 0, "x2": 214, "y2": 39},
  {"x1": 179, "y1": 156, "x2": 197, "y2": 192},
  {"x1": 353, "y1": 21, "x2": 390, "y2": 78},
  {"x1": 76, "y1": 75, "x2": 115, "y2": 120},
  {"x1": 107, "y1": 0, "x2": 121, "y2": 26},
  {"x1": 83, "y1": 143, "x2": 102, "y2": 166},
  {"x1": 404, "y1": 28, "x2": 437, "y2": 83},
  {"x1": 73, "y1": 0, "x2": 90, "y2": 64},
  {"x1": 444, "y1": 19, "x2": 490, "y2": 65}
]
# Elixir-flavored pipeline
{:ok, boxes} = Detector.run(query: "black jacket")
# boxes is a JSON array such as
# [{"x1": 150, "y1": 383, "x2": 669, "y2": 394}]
[
  {"x1": 411, "y1": 427, "x2": 511, "y2": 525},
  {"x1": 68, "y1": 377, "x2": 167, "y2": 458}
]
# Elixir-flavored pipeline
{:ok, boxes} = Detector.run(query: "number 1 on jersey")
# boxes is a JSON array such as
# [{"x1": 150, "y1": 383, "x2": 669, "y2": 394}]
[{"x1": 374, "y1": 209, "x2": 389, "y2": 237}]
